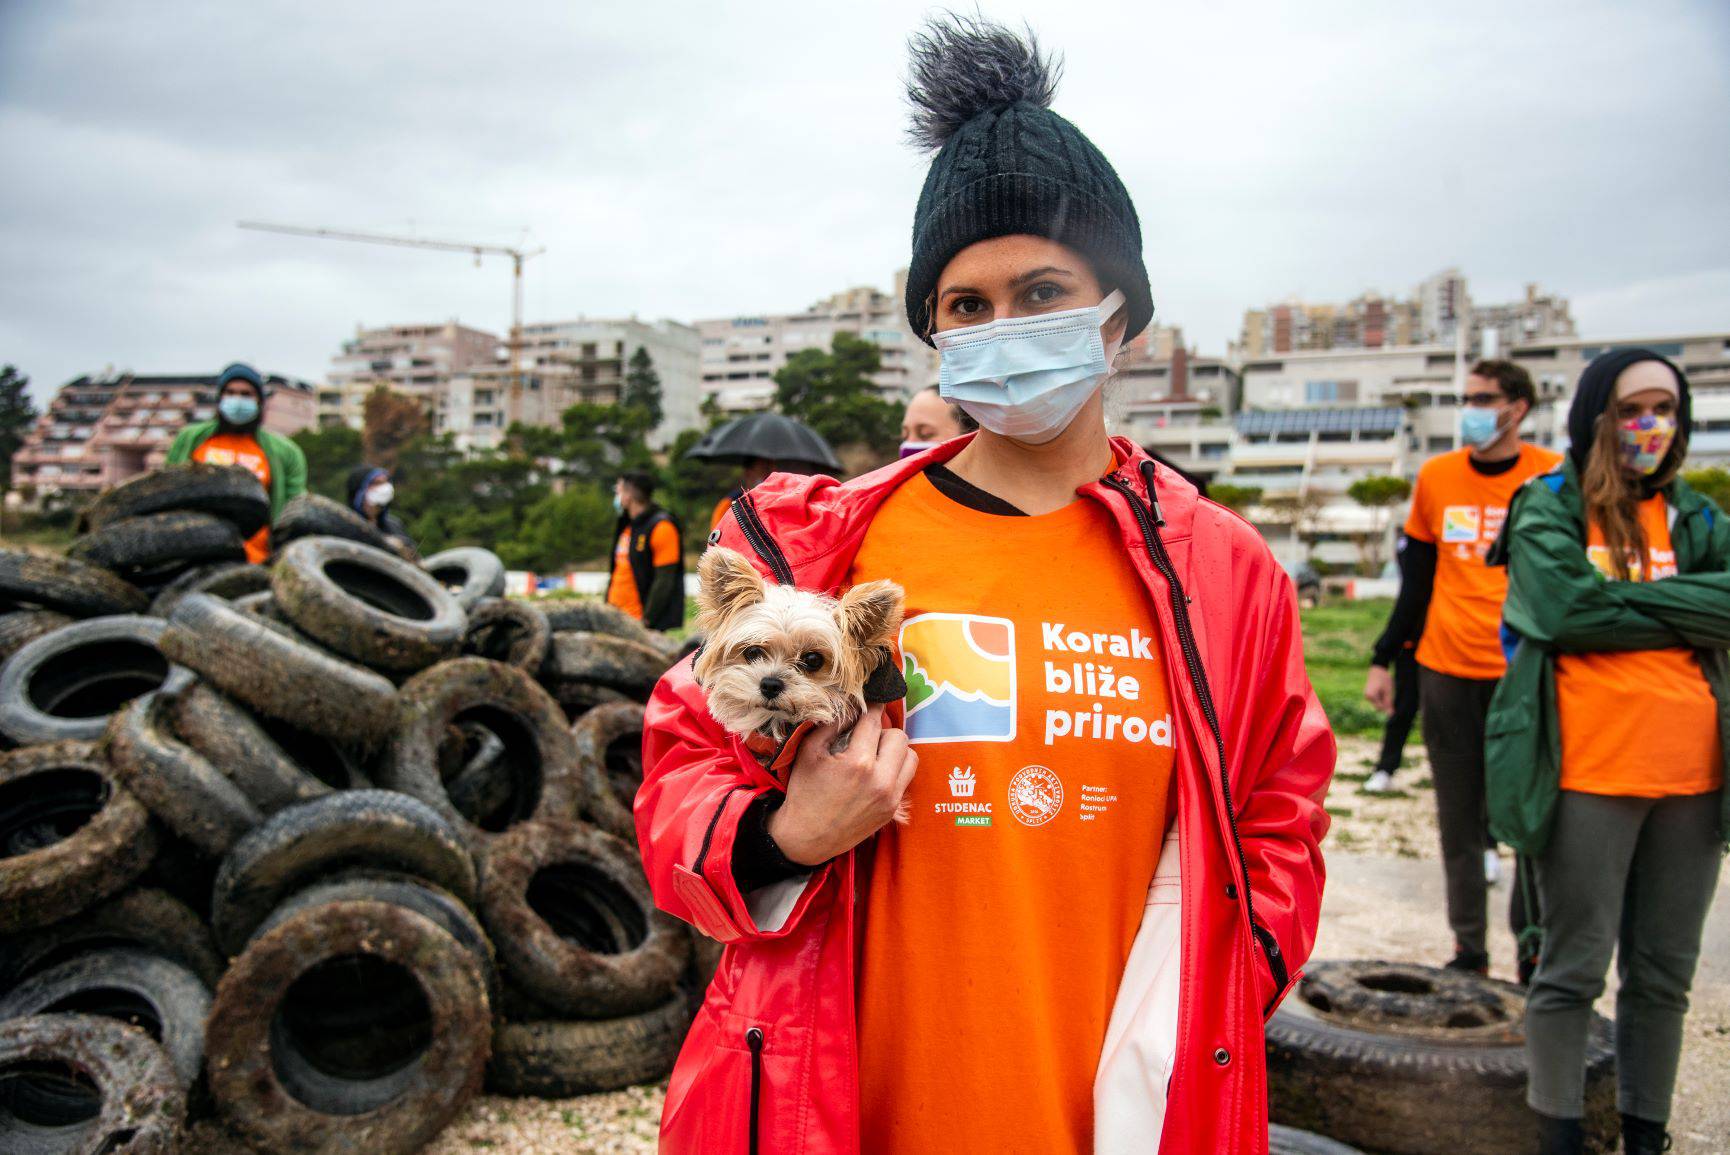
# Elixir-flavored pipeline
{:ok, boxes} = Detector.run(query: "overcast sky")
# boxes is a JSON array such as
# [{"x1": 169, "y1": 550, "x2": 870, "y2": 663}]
[{"x1": 2, "y1": 0, "x2": 1726, "y2": 401}]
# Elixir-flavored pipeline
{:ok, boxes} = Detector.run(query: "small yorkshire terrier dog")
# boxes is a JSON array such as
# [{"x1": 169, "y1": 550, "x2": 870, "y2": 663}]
[{"x1": 693, "y1": 548, "x2": 905, "y2": 759}]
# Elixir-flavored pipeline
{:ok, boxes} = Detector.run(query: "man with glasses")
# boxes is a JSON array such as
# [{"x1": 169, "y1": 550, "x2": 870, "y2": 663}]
[{"x1": 1364, "y1": 359, "x2": 1560, "y2": 976}]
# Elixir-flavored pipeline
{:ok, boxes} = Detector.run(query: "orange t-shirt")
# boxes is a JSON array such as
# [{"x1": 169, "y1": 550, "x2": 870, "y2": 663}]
[
  {"x1": 709, "y1": 497, "x2": 732, "y2": 533},
  {"x1": 606, "y1": 518, "x2": 679, "y2": 620},
  {"x1": 848, "y1": 472, "x2": 1174, "y2": 1155},
  {"x1": 1556, "y1": 495, "x2": 1723, "y2": 797},
  {"x1": 192, "y1": 433, "x2": 271, "y2": 564},
  {"x1": 1404, "y1": 443, "x2": 1562, "y2": 679}
]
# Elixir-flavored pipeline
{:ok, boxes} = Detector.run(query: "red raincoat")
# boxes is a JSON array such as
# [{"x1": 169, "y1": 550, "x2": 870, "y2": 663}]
[{"x1": 637, "y1": 436, "x2": 1334, "y2": 1154}]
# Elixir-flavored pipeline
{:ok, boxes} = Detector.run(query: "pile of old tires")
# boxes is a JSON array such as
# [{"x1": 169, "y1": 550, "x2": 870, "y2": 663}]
[
  {"x1": 1266, "y1": 959, "x2": 1618, "y2": 1154},
  {"x1": 0, "y1": 464, "x2": 705, "y2": 1154}
]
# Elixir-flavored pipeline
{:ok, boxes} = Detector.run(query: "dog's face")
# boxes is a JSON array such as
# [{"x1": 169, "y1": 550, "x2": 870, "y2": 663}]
[{"x1": 693, "y1": 548, "x2": 902, "y2": 737}]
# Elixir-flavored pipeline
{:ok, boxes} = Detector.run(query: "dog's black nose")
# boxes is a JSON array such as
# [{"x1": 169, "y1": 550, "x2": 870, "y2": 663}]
[{"x1": 759, "y1": 676, "x2": 785, "y2": 700}]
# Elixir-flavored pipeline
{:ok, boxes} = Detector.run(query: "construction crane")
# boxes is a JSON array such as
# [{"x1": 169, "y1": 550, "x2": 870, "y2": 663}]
[{"x1": 237, "y1": 219, "x2": 545, "y2": 409}]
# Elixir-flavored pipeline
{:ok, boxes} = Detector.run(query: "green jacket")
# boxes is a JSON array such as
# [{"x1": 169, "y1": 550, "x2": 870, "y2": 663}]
[
  {"x1": 1485, "y1": 459, "x2": 1730, "y2": 854},
  {"x1": 164, "y1": 422, "x2": 308, "y2": 519}
]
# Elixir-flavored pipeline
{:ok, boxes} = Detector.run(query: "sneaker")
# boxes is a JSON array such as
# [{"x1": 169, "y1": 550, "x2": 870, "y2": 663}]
[
  {"x1": 1362, "y1": 769, "x2": 1395, "y2": 794},
  {"x1": 1444, "y1": 948, "x2": 1490, "y2": 975},
  {"x1": 1484, "y1": 848, "x2": 1502, "y2": 885}
]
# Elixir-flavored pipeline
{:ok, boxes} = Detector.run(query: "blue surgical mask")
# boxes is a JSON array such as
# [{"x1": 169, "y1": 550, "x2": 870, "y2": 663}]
[
  {"x1": 936, "y1": 290, "x2": 1126, "y2": 444},
  {"x1": 218, "y1": 395, "x2": 259, "y2": 426},
  {"x1": 1459, "y1": 405, "x2": 1505, "y2": 449},
  {"x1": 612, "y1": 496, "x2": 624, "y2": 514}
]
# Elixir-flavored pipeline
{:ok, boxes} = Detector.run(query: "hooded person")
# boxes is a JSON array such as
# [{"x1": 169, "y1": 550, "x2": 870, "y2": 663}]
[
  {"x1": 165, "y1": 361, "x2": 308, "y2": 563},
  {"x1": 608, "y1": 470, "x2": 684, "y2": 630},
  {"x1": 345, "y1": 464, "x2": 416, "y2": 555},
  {"x1": 1487, "y1": 348, "x2": 1729, "y2": 1155},
  {"x1": 634, "y1": 16, "x2": 1332, "y2": 1155}
]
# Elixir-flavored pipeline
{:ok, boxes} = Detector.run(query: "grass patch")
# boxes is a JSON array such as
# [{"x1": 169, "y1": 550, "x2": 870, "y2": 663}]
[
  {"x1": 1324, "y1": 804, "x2": 1355, "y2": 818},
  {"x1": 1301, "y1": 599, "x2": 1393, "y2": 736}
]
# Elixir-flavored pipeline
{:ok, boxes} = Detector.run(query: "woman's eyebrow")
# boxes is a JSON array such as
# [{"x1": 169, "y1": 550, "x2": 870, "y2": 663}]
[{"x1": 1010, "y1": 265, "x2": 1074, "y2": 287}]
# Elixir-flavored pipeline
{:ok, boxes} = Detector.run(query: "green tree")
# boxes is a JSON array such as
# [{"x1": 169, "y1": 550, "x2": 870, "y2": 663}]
[
  {"x1": 1207, "y1": 483, "x2": 1263, "y2": 513},
  {"x1": 499, "y1": 485, "x2": 617, "y2": 571},
  {"x1": 621, "y1": 346, "x2": 663, "y2": 429},
  {"x1": 1347, "y1": 475, "x2": 1414, "y2": 573},
  {"x1": 773, "y1": 332, "x2": 900, "y2": 456},
  {"x1": 292, "y1": 424, "x2": 365, "y2": 501},
  {"x1": 1684, "y1": 467, "x2": 1730, "y2": 513},
  {"x1": 0, "y1": 365, "x2": 39, "y2": 493}
]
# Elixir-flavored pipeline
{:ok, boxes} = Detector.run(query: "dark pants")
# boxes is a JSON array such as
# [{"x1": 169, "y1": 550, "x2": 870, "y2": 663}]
[
  {"x1": 1375, "y1": 647, "x2": 1420, "y2": 772},
  {"x1": 1527, "y1": 789, "x2": 1723, "y2": 1120},
  {"x1": 1419, "y1": 666, "x2": 1530, "y2": 959}
]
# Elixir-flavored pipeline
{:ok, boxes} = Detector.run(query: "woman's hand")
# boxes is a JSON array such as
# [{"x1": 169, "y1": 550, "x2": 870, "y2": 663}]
[
  {"x1": 767, "y1": 703, "x2": 917, "y2": 866},
  {"x1": 1363, "y1": 665, "x2": 1394, "y2": 715}
]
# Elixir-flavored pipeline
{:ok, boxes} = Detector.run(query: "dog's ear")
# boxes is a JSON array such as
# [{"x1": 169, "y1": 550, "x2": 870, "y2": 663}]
[
  {"x1": 697, "y1": 547, "x2": 766, "y2": 625},
  {"x1": 837, "y1": 580, "x2": 903, "y2": 649}
]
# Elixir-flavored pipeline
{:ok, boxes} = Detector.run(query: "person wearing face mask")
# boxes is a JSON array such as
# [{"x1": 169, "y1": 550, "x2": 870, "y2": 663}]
[
  {"x1": 1362, "y1": 358, "x2": 1560, "y2": 977},
  {"x1": 608, "y1": 470, "x2": 684, "y2": 630},
  {"x1": 345, "y1": 465, "x2": 416, "y2": 556},
  {"x1": 898, "y1": 383, "x2": 975, "y2": 458},
  {"x1": 164, "y1": 362, "x2": 308, "y2": 563},
  {"x1": 1486, "y1": 350, "x2": 1728, "y2": 1155},
  {"x1": 636, "y1": 17, "x2": 1333, "y2": 1155}
]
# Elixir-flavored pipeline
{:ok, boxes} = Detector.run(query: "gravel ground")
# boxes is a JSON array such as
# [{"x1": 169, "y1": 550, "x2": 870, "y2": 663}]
[{"x1": 185, "y1": 735, "x2": 1728, "y2": 1153}]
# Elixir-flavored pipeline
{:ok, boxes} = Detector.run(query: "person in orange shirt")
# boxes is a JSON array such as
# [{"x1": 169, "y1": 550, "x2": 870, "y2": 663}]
[
  {"x1": 607, "y1": 470, "x2": 684, "y2": 630},
  {"x1": 1364, "y1": 358, "x2": 1560, "y2": 975},
  {"x1": 163, "y1": 362, "x2": 307, "y2": 563},
  {"x1": 1495, "y1": 350, "x2": 1727, "y2": 1155}
]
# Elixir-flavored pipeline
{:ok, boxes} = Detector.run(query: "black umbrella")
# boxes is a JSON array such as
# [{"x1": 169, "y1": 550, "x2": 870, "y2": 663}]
[{"x1": 683, "y1": 412, "x2": 843, "y2": 473}]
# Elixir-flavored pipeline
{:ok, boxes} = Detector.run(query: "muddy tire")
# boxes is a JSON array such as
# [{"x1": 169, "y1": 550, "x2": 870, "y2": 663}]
[
  {"x1": 103, "y1": 693, "x2": 260, "y2": 858},
  {"x1": 541, "y1": 601, "x2": 667, "y2": 652},
  {"x1": 254, "y1": 869, "x2": 500, "y2": 1012},
  {"x1": 204, "y1": 901, "x2": 490, "y2": 1155},
  {"x1": 0, "y1": 616, "x2": 192, "y2": 746},
  {"x1": 159, "y1": 593, "x2": 397, "y2": 746},
  {"x1": 0, "y1": 612, "x2": 73, "y2": 664},
  {"x1": 0, "y1": 551, "x2": 148, "y2": 619},
  {"x1": 254, "y1": 717, "x2": 374, "y2": 791},
  {"x1": 84, "y1": 463, "x2": 270, "y2": 536},
  {"x1": 209, "y1": 790, "x2": 477, "y2": 956},
  {"x1": 273, "y1": 537, "x2": 465, "y2": 672},
  {"x1": 167, "y1": 683, "x2": 333, "y2": 812},
  {"x1": 568, "y1": 701, "x2": 644, "y2": 841},
  {"x1": 477, "y1": 820, "x2": 689, "y2": 1018},
  {"x1": 541, "y1": 631, "x2": 669, "y2": 698},
  {"x1": 551, "y1": 680, "x2": 634, "y2": 722},
  {"x1": 1266, "y1": 960, "x2": 1617, "y2": 1155},
  {"x1": 1269, "y1": 1125, "x2": 1366, "y2": 1154},
  {"x1": 423, "y1": 548, "x2": 507, "y2": 610},
  {"x1": 67, "y1": 511, "x2": 246, "y2": 578},
  {"x1": 0, "y1": 1013, "x2": 185, "y2": 1155},
  {"x1": 0, "y1": 948, "x2": 210, "y2": 1088},
  {"x1": 379, "y1": 658, "x2": 585, "y2": 849},
  {"x1": 461, "y1": 598, "x2": 549, "y2": 673},
  {"x1": 146, "y1": 562, "x2": 270, "y2": 619},
  {"x1": 486, "y1": 993, "x2": 692, "y2": 1097},
  {"x1": 271, "y1": 492, "x2": 390, "y2": 552},
  {"x1": 0, "y1": 742, "x2": 158, "y2": 935},
  {"x1": 0, "y1": 888, "x2": 224, "y2": 991}
]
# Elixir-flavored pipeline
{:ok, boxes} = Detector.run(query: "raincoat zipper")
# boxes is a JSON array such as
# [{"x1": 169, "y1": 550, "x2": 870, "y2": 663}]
[
  {"x1": 1102, "y1": 462, "x2": 1290, "y2": 1004},
  {"x1": 732, "y1": 493, "x2": 796, "y2": 585},
  {"x1": 745, "y1": 1026, "x2": 765, "y2": 1153}
]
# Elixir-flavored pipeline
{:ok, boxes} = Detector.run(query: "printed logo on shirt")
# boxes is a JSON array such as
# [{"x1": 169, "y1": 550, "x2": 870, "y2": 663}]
[
  {"x1": 1007, "y1": 764, "x2": 1063, "y2": 827},
  {"x1": 1586, "y1": 544, "x2": 1678, "y2": 582},
  {"x1": 901, "y1": 613, "x2": 1016, "y2": 744},
  {"x1": 947, "y1": 767, "x2": 976, "y2": 797},
  {"x1": 1441, "y1": 505, "x2": 1481, "y2": 543},
  {"x1": 935, "y1": 768, "x2": 992, "y2": 824}
]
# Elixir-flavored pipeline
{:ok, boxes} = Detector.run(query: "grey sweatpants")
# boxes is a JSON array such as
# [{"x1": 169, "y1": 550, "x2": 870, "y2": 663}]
[{"x1": 1526, "y1": 788, "x2": 1724, "y2": 1120}]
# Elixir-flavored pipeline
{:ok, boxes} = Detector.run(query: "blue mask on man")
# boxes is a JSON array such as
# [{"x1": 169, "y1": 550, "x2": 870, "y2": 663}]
[
  {"x1": 218, "y1": 395, "x2": 260, "y2": 426},
  {"x1": 1459, "y1": 406, "x2": 1506, "y2": 449}
]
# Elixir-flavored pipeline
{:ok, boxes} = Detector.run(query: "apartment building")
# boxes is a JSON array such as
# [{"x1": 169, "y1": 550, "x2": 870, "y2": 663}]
[
  {"x1": 319, "y1": 321, "x2": 500, "y2": 429},
  {"x1": 1111, "y1": 325, "x2": 1241, "y2": 484},
  {"x1": 13, "y1": 370, "x2": 316, "y2": 496},
  {"x1": 444, "y1": 317, "x2": 700, "y2": 452},
  {"x1": 695, "y1": 271, "x2": 938, "y2": 413}
]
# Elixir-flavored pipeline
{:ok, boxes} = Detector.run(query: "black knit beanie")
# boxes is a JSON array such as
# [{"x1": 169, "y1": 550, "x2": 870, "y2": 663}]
[
  {"x1": 1566, "y1": 347, "x2": 1691, "y2": 475},
  {"x1": 903, "y1": 17, "x2": 1153, "y2": 346}
]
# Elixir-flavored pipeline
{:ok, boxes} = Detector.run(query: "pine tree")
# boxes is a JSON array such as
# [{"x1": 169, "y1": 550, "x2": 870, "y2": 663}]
[
  {"x1": 622, "y1": 346, "x2": 663, "y2": 429},
  {"x1": 0, "y1": 365, "x2": 39, "y2": 492}
]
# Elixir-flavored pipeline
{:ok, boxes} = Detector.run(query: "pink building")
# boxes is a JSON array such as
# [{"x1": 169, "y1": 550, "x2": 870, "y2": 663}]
[{"x1": 13, "y1": 370, "x2": 317, "y2": 497}]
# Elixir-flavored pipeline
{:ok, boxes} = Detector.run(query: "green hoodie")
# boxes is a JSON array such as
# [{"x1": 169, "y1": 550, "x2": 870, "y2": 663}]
[
  {"x1": 1485, "y1": 458, "x2": 1730, "y2": 854},
  {"x1": 164, "y1": 421, "x2": 308, "y2": 519}
]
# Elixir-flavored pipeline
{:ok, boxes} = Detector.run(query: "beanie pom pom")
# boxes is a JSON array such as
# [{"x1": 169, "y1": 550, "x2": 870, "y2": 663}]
[{"x1": 905, "y1": 14, "x2": 1061, "y2": 152}]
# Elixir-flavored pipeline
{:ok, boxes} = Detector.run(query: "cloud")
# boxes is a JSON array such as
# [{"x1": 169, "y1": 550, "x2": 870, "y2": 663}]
[{"x1": 2, "y1": 0, "x2": 1727, "y2": 402}]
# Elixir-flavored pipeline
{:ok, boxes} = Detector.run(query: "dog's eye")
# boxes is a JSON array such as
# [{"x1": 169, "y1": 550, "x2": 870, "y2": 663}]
[
  {"x1": 742, "y1": 646, "x2": 767, "y2": 663},
  {"x1": 800, "y1": 651, "x2": 826, "y2": 673}
]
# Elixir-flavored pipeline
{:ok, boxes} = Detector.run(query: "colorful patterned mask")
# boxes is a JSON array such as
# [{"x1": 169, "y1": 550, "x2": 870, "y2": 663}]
[{"x1": 1619, "y1": 413, "x2": 1676, "y2": 475}]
